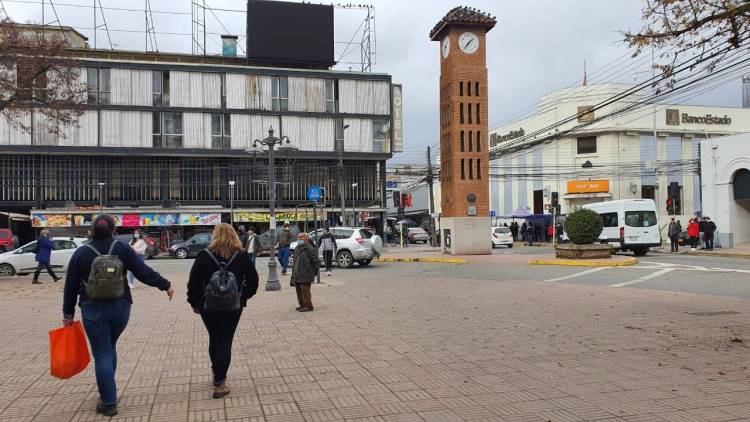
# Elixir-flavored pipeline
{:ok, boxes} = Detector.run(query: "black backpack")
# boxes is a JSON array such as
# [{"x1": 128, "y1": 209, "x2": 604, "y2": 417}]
[
  {"x1": 84, "y1": 241, "x2": 126, "y2": 301},
  {"x1": 204, "y1": 250, "x2": 241, "y2": 311}
]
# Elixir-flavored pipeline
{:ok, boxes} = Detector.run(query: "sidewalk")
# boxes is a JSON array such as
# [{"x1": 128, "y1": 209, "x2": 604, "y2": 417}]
[
  {"x1": 654, "y1": 243, "x2": 750, "y2": 259},
  {"x1": 1, "y1": 264, "x2": 749, "y2": 421}
]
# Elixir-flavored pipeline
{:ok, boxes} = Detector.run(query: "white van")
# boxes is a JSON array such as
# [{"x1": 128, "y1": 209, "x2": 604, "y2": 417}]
[{"x1": 583, "y1": 199, "x2": 661, "y2": 256}]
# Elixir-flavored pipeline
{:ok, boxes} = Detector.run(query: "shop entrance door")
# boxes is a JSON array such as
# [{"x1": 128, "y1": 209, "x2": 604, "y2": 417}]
[{"x1": 533, "y1": 190, "x2": 543, "y2": 215}]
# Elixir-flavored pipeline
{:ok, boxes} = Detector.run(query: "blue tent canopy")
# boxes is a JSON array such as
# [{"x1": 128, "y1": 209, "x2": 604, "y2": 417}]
[{"x1": 501, "y1": 207, "x2": 532, "y2": 219}]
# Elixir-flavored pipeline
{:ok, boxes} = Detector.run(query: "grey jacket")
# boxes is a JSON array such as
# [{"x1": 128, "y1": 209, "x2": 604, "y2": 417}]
[
  {"x1": 668, "y1": 222, "x2": 681, "y2": 238},
  {"x1": 277, "y1": 230, "x2": 294, "y2": 248}
]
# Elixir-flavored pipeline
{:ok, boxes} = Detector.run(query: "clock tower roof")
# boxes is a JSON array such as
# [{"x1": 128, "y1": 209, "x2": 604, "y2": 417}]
[{"x1": 429, "y1": 6, "x2": 497, "y2": 41}]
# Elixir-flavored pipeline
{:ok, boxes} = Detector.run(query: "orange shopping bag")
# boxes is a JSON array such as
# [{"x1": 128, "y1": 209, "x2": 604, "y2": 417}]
[{"x1": 49, "y1": 321, "x2": 90, "y2": 379}]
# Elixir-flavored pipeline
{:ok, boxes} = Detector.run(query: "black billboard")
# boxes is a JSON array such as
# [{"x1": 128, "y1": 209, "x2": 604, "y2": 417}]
[{"x1": 247, "y1": 0, "x2": 335, "y2": 68}]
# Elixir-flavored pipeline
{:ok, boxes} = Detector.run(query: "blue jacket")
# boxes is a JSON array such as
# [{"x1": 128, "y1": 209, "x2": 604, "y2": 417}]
[
  {"x1": 35, "y1": 237, "x2": 54, "y2": 264},
  {"x1": 62, "y1": 237, "x2": 171, "y2": 317}
]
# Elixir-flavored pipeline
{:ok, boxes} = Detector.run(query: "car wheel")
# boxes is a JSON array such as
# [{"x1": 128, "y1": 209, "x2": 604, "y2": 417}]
[
  {"x1": 175, "y1": 248, "x2": 188, "y2": 259},
  {"x1": 491, "y1": 243, "x2": 496, "y2": 249},
  {"x1": 359, "y1": 259, "x2": 372, "y2": 267},
  {"x1": 633, "y1": 248, "x2": 648, "y2": 257},
  {"x1": 337, "y1": 250, "x2": 354, "y2": 269},
  {"x1": 0, "y1": 263, "x2": 15, "y2": 277},
  {"x1": 508, "y1": 244, "x2": 513, "y2": 248}
]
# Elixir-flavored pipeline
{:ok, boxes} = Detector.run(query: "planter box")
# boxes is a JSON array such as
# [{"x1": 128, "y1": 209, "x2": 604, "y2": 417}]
[{"x1": 555, "y1": 243, "x2": 612, "y2": 259}]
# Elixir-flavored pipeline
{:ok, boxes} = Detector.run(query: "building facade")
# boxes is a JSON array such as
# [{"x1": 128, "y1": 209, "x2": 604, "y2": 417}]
[
  {"x1": 1, "y1": 38, "x2": 400, "y2": 241},
  {"x1": 489, "y1": 84, "x2": 750, "y2": 237}
]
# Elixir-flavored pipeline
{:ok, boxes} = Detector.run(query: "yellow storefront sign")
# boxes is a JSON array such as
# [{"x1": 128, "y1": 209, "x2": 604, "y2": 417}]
[
  {"x1": 567, "y1": 180, "x2": 609, "y2": 194},
  {"x1": 234, "y1": 211, "x2": 325, "y2": 223}
]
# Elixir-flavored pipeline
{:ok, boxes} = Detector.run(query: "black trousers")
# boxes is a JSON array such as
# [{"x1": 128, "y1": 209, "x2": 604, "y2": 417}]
[
  {"x1": 33, "y1": 262, "x2": 58, "y2": 281},
  {"x1": 323, "y1": 250, "x2": 334, "y2": 271},
  {"x1": 705, "y1": 233, "x2": 714, "y2": 250},
  {"x1": 200, "y1": 309, "x2": 243, "y2": 385},
  {"x1": 670, "y1": 237, "x2": 679, "y2": 252},
  {"x1": 690, "y1": 236, "x2": 699, "y2": 249}
]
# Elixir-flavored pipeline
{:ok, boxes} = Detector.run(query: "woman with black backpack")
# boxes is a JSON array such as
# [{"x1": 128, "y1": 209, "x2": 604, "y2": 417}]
[
  {"x1": 62, "y1": 215, "x2": 174, "y2": 417},
  {"x1": 187, "y1": 223, "x2": 259, "y2": 399}
]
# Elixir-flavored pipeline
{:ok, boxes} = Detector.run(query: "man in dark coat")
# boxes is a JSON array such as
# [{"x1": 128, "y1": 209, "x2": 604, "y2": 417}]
[
  {"x1": 704, "y1": 217, "x2": 717, "y2": 250},
  {"x1": 33, "y1": 229, "x2": 60, "y2": 284},
  {"x1": 290, "y1": 233, "x2": 319, "y2": 312}
]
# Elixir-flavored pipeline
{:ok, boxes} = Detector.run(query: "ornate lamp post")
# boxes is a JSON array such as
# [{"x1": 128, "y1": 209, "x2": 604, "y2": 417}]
[{"x1": 251, "y1": 127, "x2": 297, "y2": 291}]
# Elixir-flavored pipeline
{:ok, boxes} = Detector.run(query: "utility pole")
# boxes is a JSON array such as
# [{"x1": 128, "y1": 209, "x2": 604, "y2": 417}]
[{"x1": 426, "y1": 146, "x2": 437, "y2": 246}]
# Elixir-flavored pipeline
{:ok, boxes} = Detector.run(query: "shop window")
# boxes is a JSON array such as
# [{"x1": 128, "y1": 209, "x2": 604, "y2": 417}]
[
  {"x1": 477, "y1": 159, "x2": 481, "y2": 179},
  {"x1": 211, "y1": 113, "x2": 231, "y2": 149},
  {"x1": 468, "y1": 159, "x2": 474, "y2": 179},
  {"x1": 372, "y1": 118, "x2": 390, "y2": 153},
  {"x1": 467, "y1": 80, "x2": 472, "y2": 96},
  {"x1": 468, "y1": 131, "x2": 473, "y2": 152},
  {"x1": 87, "y1": 67, "x2": 110, "y2": 104},
  {"x1": 460, "y1": 103, "x2": 464, "y2": 124},
  {"x1": 461, "y1": 158, "x2": 465, "y2": 179},
  {"x1": 460, "y1": 130, "x2": 465, "y2": 152},
  {"x1": 577, "y1": 136, "x2": 597, "y2": 154},
  {"x1": 477, "y1": 130, "x2": 481, "y2": 152},
  {"x1": 468, "y1": 103, "x2": 473, "y2": 124},
  {"x1": 476, "y1": 103, "x2": 481, "y2": 124},
  {"x1": 459, "y1": 81, "x2": 463, "y2": 96},
  {"x1": 272, "y1": 76, "x2": 288, "y2": 112},
  {"x1": 475, "y1": 81, "x2": 480, "y2": 96}
]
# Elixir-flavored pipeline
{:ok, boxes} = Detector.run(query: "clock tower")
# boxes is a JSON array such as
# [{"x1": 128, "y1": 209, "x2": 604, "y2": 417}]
[{"x1": 430, "y1": 7, "x2": 496, "y2": 255}]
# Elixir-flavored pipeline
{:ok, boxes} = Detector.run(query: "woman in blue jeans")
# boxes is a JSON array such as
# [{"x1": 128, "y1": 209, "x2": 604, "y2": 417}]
[{"x1": 62, "y1": 215, "x2": 174, "y2": 417}]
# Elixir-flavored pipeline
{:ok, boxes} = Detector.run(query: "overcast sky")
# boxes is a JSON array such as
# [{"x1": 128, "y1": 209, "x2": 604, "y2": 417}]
[{"x1": 5, "y1": 0, "x2": 743, "y2": 163}]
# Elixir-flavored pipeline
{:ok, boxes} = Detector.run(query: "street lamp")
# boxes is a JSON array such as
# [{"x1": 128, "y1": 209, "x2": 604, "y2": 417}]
[
  {"x1": 228, "y1": 180, "x2": 236, "y2": 227},
  {"x1": 97, "y1": 182, "x2": 106, "y2": 215},
  {"x1": 350, "y1": 182, "x2": 359, "y2": 226},
  {"x1": 251, "y1": 126, "x2": 297, "y2": 291},
  {"x1": 337, "y1": 124, "x2": 350, "y2": 226}
]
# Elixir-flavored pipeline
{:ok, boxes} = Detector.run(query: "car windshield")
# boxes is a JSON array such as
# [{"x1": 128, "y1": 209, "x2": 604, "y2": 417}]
[
  {"x1": 359, "y1": 229, "x2": 374, "y2": 238},
  {"x1": 409, "y1": 228, "x2": 426, "y2": 233},
  {"x1": 625, "y1": 211, "x2": 657, "y2": 227}
]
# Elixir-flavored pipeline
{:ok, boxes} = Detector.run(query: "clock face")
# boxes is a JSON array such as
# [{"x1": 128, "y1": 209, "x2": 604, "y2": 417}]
[
  {"x1": 458, "y1": 32, "x2": 479, "y2": 54},
  {"x1": 442, "y1": 37, "x2": 450, "y2": 58}
]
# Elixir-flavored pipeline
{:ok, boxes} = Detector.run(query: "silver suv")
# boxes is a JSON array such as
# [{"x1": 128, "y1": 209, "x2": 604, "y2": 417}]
[{"x1": 290, "y1": 227, "x2": 382, "y2": 269}]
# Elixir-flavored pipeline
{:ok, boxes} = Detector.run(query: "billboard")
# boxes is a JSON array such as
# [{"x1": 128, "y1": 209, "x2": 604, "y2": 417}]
[
  {"x1": 391, "y1": 84, "x2": 403, "y2": 153},
  {"x1": 247, "y1": 0, "x2": 334, "y2": 67}
]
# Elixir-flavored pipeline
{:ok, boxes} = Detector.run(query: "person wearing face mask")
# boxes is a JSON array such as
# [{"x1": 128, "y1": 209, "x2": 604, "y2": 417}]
[
  {"x1": 128, "y1": 230, "x2": 148, "y2": 288},
  {"x1": 276, "y1": 222, "x2": 294, "y2": 275}
]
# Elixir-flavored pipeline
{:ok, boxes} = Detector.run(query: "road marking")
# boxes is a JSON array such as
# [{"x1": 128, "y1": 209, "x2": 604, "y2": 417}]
[
  {"x1": 545, "y1": 267, "x2": 610, "y2": 282},
  {"x1": 610, "y1": 268, "x2": 674, "y2": 288}
]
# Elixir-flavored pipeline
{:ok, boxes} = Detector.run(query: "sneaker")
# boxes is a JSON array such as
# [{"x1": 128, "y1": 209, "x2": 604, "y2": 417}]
[
  {"x1": 326, "y1": 271, "x2": 331, "y2": 276},
  {"x1": 299, "y1": 305, "x2": 313, "y2": 312},
  {"x1": 32, "y1": 280, "x2": 41, "y2": 284},
  {"x1": 295, "y1": 306, "x2": 304, "y2": 311},
  {"x1": 213, "y1": 382, "x2": 230, "y2": 399},
  {"x1": 96, "y1": 403, "x2": 118, "y2": 417},
  {"x1": 53, "y1": 277, "x2": 61, "y2": 282}
]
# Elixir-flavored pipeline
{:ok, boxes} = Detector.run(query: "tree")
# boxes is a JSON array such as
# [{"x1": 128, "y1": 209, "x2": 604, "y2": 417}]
[
  {"x1": 563, "y1": 209, "x2": 603, "y2": 245},
  {"x1": 625, "y1": 1, "x2": 750, "y2": 79},
  {"x1": 0, "y1": 19, "x2": 84, "y2": 136}
]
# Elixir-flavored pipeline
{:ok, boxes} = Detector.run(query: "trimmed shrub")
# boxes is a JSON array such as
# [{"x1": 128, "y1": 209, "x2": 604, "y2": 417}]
[{"x1": 564, "y1": 208, "x2": 603, "y2": 245}]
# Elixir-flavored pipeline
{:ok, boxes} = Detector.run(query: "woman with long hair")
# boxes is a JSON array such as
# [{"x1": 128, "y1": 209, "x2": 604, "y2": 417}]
[
  {"x1": 62, "y1": 215, "x2": 173, "y2": 417},
  {"x1": 128, "y1": 229, "x2": 148, "y2": 288},
  {"x1": 187, "y1": 223, "x2": 258, "y2": 399}
]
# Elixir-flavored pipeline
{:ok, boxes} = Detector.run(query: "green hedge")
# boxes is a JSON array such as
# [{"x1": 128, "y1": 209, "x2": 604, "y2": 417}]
[{"x1": 564, "y1": 208, "x2": 603, "y2": 245}]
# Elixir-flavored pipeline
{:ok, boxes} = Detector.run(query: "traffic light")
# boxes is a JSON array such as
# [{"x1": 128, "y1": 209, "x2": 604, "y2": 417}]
[
  {"x1": 550, "y1": 192, "x2": 560, "y2": 214},
  {"x1": 393, "y1": 191, "x2": 400, "y2": 207},
  {"x1": 666, "y1": 198, "x2": 674, "y2": 215}
]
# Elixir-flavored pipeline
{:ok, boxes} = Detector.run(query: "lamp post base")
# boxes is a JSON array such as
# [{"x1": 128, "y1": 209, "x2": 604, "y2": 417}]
[{"x1": 265, "y1": 250, "x2": 281, "y2": 291}]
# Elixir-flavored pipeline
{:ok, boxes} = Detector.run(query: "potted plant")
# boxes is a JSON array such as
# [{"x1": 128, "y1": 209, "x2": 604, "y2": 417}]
[{"x1": 556, "y1": 208, "x2": 612, "y2": 259}]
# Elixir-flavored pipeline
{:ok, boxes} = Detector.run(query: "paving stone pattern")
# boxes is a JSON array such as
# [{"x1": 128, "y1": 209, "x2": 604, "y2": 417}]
[{"x1": 0, "y1": 264, "x2": 749, "y2": 421}]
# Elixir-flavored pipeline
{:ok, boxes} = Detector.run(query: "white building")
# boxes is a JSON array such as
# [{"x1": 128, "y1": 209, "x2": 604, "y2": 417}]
[
  {"x1": 700, "y1": 133, "x2": 750, "y2": 247},
  {"x1": 489, "y1": 84, "x2": 750, "y2": 237}
]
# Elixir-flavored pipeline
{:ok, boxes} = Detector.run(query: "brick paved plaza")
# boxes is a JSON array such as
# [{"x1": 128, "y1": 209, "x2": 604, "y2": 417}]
[{"x1": 1, "y1": 260, "x2": 749, "y2": 421}]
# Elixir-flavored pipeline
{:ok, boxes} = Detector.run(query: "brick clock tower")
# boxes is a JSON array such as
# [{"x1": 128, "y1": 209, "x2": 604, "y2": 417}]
[{"x1": 430, "y1": 7, "x2": 496, "y2": 255}]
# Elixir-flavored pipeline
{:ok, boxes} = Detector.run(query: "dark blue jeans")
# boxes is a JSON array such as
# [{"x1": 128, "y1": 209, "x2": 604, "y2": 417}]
[
  {"x1": 80, "y1": 298, "x2": 131, "y2": 406},
  {"x1": 277, "y1": 247, "x2": 290, "y2": 273}
]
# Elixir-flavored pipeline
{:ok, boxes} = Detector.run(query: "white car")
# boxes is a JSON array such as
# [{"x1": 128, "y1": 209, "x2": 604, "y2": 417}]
[
  {"x1": 289, "y1": 227, "x2": 383, "y2": 269},
  {"x1": 0, "y1": 237, "x2": 88, "y2": 277},
  {"x1": 491, "y1": 226, "x2": 514, "y2": 248}
]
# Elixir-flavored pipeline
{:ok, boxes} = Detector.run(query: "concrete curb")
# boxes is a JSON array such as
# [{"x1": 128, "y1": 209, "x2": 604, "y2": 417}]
[
  {"x1": 528, "y1": 257, "x2": 638, "y2": 267},
  {"x1": 376, "y1": 257, "x2": 469, "y2": 264},
  {"x1": 690, "y1": 251, "x2": 750, "y2": 259}
]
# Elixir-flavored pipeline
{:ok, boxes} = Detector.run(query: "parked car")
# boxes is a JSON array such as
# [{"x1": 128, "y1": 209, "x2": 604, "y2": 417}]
[
  {"x1": 491, "y1": 226, "x2": 514, "y2": 248},
  {"x1": 0, "y1": 229, "x2": 13, "y2": 252},
  {"x1": 0, "y1": 237, "x2": 88, "y2": 277},
  {"x1": 169, "y1": 233, "x2": 212, "y2": 259},
  {"x1": 406, "y1": 227, "x2": 430, "y2": 244},
  {"x1": 289, "y1": 227, "x2": 383, "y2": 269},
  {"x1": 114, "y1": 234, "x2": 160, "y2": 259}
]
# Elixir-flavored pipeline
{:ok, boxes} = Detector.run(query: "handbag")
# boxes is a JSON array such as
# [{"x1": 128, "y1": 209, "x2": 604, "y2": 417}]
[{"x1": 49, "y1": 321, "x2": 90, "y2": 379}]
